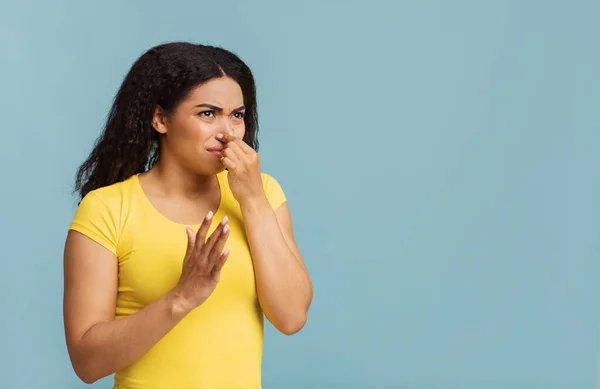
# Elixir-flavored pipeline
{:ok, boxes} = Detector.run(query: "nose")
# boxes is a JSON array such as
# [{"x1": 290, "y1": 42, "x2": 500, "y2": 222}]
[{"x1": 220, "y1": 120, "x2": 236, "y2": 137}]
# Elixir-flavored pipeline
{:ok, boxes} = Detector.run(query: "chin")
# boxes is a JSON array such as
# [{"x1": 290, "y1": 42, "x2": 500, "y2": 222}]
[{"x1": 194, "y1": 161, "x2": 225, "y2": 176}]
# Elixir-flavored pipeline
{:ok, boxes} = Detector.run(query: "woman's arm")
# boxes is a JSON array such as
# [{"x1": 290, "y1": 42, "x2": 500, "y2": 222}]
[
  {"x1": 240, "y1": 198, "x2": 313, "y2": 335},
  {"x1": 63, "y1": 230, "x2": 191, "y2": 384},
  {"x1": 218, "y1": 134, "x2": 313, "y2": 335}
]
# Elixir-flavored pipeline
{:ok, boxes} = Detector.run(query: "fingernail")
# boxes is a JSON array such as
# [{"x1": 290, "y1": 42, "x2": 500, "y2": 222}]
[
  {"x1": 216, "y1": 133, "x2": 223, "y2": 139},
  {"x1": 206, "y1": 211, "x2": 214, "y2": 220},
  {"x1": 223, "y1": 225, "x2": 230, "y2": 234},
  {"x1": 224, "y1": 248, "x2": 230, "y2": 255},
  {"x1": 221, "y1": 216, "x2": 229, "y2": 225}
]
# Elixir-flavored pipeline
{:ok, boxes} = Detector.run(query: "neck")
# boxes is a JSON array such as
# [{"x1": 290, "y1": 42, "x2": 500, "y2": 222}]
[{"x1": 144, "y1": 159, "x2": 218, "y2": 198}]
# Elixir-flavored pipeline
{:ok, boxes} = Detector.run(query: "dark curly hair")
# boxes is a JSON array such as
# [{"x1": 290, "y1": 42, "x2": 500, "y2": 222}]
[{"x1": 74, "y1": 42, "x2": 259, "y2": 200}]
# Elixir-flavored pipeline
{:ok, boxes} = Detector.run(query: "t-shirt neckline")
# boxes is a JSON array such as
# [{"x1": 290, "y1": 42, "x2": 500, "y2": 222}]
[{"x1": 131, "y1": 171, "x2": 229, "y2": 228}]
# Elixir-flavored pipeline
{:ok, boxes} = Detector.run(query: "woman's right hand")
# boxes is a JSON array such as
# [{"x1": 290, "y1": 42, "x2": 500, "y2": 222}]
[{"x1": 171, "y1": 211, "x2": 230, "y2": 313}]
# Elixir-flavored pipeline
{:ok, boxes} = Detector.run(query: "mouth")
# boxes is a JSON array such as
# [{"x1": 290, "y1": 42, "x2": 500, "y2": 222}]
[{"x1": 206, "y1": 146, "x2": 224, "y2": 157}]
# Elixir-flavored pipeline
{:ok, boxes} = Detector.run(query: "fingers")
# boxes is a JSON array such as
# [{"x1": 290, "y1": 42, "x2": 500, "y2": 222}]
[
  {"x1": 224, "y1": 138, "x2": 247, "y2": 158},
  {"x1": 194, "y1": 211, "x2": 214, "y2": 248},
  {"x1": 217, "y1": 133, "x2": 254, "y2": 155},
  {"x1": 208, "y1": 223, "x2": 230, "y2": 267},
  {"x1": 202, "y1": 216, "x2": 229, "y2": 257},
  {"x1": 232, "y1": 137, "x2": 255, "y2": 153},
  {"x1": 222, "y1": 147, "x2": 242, "y2": 170},
  {"x1": 221, "y1": 156, "x2": 236, "y2": 171},
  {"x1": 217, "y1": 133, "x2": 259, "y2": 172},
  {"x1": 212, "y1": 248, "x2": 230, "y2": 276},
  {"x1": 223, "y1": 141, "x2": 255, "y2": 173}
]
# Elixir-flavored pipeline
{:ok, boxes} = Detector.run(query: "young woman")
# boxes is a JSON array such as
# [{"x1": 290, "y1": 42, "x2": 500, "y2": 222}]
[{"x1": 63, "y1": 42, "x2": 313, "y2": 388}]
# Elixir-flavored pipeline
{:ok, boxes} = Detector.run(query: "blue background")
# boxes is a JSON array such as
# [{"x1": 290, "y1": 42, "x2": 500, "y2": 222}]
[{"x1": 1, "y1": 0, "x2": 598, "y2": 388}]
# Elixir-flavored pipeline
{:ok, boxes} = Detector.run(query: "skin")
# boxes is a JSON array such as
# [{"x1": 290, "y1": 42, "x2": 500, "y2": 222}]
[{"x1": 63, "y1": 77, "x2": 313, "y2": 384}]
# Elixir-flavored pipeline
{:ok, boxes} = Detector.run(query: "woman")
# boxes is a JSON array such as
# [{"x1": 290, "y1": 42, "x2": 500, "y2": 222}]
[{"x1": 63, "y1": 42, "x2": 313, "y2": 388}]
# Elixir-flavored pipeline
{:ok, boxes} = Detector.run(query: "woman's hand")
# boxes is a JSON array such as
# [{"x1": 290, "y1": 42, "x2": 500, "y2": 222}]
[
  {"x1": 217, "y1": 133, "x2": 265, "y2": 205},
  {"x1": 171, "y1": 212, "x2": 230, "y2": 313}
]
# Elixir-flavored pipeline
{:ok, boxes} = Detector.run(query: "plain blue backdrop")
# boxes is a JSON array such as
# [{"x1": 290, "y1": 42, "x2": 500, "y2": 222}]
[{"x1": 1, "y1": 0, "x2": 599, "y2": 388}]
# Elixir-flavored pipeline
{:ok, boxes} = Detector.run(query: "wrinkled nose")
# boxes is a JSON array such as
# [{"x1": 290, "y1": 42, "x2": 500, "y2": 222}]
[{"x1": 222, "y1": 121, "x2": 235, "y2": 137}]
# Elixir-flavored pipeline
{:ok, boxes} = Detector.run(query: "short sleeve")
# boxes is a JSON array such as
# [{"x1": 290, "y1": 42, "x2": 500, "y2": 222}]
[
  {"x1": 69, "y1": 191, "x2": 119, "y2": 255},
  {"x1": 261, "y1": 173, "x2": 287, "y2": 211}
]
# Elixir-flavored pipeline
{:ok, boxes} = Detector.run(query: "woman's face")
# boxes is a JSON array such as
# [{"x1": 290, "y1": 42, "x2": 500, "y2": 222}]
[{"x1": 153, "y1": 76, "x2": 246, "y2": 175}]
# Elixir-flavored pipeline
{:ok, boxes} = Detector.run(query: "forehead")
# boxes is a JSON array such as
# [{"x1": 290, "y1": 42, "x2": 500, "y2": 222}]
[{"x1": 185, "y1": 77, "x2": 244, "y2": 105}]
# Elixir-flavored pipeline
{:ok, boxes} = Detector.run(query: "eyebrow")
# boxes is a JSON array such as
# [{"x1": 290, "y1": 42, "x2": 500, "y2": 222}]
[{"x1": 195, "y1": 104, "x2": 245, "y2": 113}]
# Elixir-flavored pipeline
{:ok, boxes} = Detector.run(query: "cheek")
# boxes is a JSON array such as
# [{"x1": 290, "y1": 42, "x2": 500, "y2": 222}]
[
  {"x1": 235, "y1": 125, "x2": 246, "y2": 139},
  {"x1": 167, "y1": 120, "x2": 213, "y2": 158},
  {"x1": 177, "y1": 119, "x2": 211, "y2": 142}
]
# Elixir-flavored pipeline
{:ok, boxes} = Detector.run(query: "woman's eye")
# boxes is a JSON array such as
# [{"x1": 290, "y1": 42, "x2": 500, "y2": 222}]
[
  {"x1": 199, "y1": 111, "x2": 214, "y2": 117},
  {"x1": 233, "y1": 112, "x2": 245, "y2": 119}
]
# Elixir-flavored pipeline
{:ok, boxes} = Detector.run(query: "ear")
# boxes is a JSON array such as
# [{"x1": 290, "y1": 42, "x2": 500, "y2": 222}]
[{"x1": 151, "y1": 105, "x2": 168, "y2": 134}]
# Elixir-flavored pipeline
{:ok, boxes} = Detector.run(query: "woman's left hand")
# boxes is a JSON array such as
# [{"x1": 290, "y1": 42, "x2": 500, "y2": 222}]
[{"x1": 217, "y1": 133, "x2": 265, "y2": 205}]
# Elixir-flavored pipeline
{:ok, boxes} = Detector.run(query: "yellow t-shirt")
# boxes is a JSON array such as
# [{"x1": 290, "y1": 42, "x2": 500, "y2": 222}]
[{"x1": 69, "y1": 170, "x2": 287, "y2": 389}]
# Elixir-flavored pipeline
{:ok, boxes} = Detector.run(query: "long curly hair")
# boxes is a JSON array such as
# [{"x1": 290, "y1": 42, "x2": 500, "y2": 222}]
[{"x1": 74, "y1": 42, "x2": 259, "y2": 200}]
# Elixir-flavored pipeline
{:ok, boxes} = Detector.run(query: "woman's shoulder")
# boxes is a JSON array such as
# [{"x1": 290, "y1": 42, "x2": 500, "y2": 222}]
[
  {"x1": 259, "y1": 171, "x2": 278, "y2": 182},
  {"x1": 259, "y1": 171, "x2": 287, "y2": 209},
  {"x1": 77, "y1": 175, "x2": 138, "y2": 211}
]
